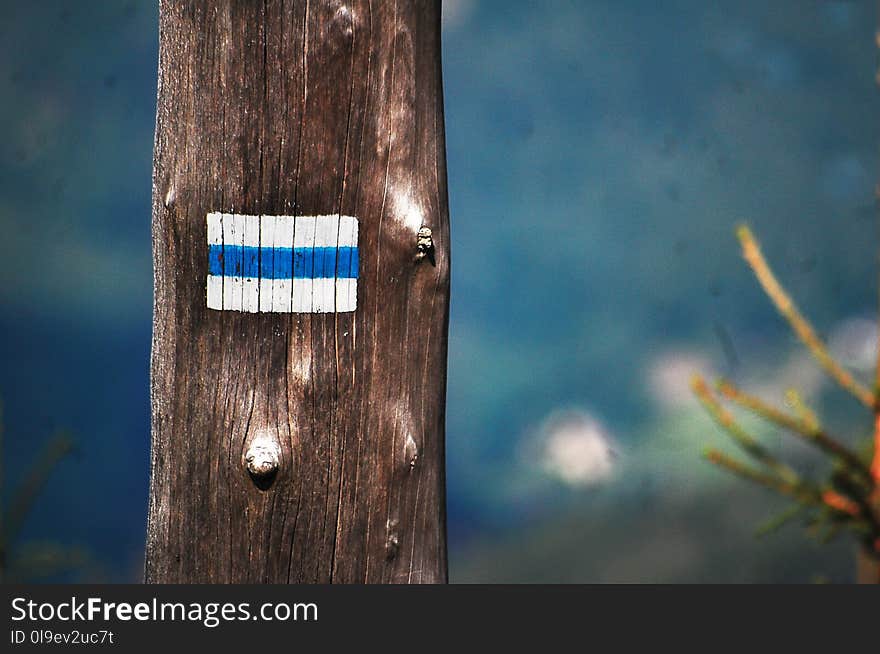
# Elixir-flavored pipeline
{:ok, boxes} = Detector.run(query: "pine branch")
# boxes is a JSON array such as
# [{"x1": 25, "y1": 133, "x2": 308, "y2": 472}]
[
  {"x1": 755, "y1": 503, "x2": 807, "y2": 537},
  {"x1": 784, "y1": 389, "x2": 819, "y2": 433},
  {"x1": 716, "y1": 379, "x2": 872, "y2": 481},
  {"x1": 820, "y1": 489, "x2": 861, "y2": 517},
  {"x1": 737, "y1": 225, "x2": 874, "y2": 408},
  {"x1": 692, "y1": 375, "x2": 802, "y2": 486},
  {"x1": 702, "y1": 448, "x2": 816, "y2": 504},
  {"x1": 694, "y1": 225, "x2": 880, "y2": 568}
]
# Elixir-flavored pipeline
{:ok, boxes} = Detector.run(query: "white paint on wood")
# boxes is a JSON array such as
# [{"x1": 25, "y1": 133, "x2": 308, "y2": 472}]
[
  {"x1": 206, "y1": 212, "x2": 223, "y2": 310},
  {"x1": 258, "y1": 215, "x2": 276, "y2": 313},
  {"x1": 311, "y1": 214, "x2": 338, "y2": 247},
  {"x1": 313, "y1": 215, "x2": 338, "y2": 312},
  {"x1": 207, "y1": 213, "x2": 358, "y2": 314},
  {"x1": 340, "y1": 215, "x2": 358, "y2": 311},
  {"x1": 242, "y1": 214, "x2": 260, "y2": 313},
  {"x1": 292, "y1": 215, "x2": 316, "y2": 313},
  {"x1": 311, "y1": 279, "x2": 336, "y2": 313},
  {"x1": 335, "y1": 278, "x2": 357, "y2": 313},
  {"x1": 240, "y1": 215, "x2": 262, "y2": 247},
  {"x1": 338, "y1": 214, "x2": 358, "y2": 247},
  {"x1": 273, "y1": 215, "x2": 294, "y2": 313},
  {"x1": 222, "y1": 213, "x2": 243, "y2": 311}
]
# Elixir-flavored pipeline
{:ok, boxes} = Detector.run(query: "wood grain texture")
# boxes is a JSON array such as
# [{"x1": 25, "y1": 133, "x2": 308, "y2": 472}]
[{"x1": 146, "y1": 0, "x2": 449, "y2": 583}]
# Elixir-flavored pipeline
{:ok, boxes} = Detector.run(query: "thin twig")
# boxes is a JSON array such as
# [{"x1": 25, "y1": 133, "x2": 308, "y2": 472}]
[
  {"x1": 737, "y1": 225, "x2": 874, "y2": 408},
  {"x1": 785, "y1": 389, "x2": 819, "y2": 433},
  {"x1": 703, "y1": 448, "x2": 812, "y2": 503},
  {"x1": 693, "y1": 376, "x2": 801, "y2": 486},
  {"x1": 704, "y1": 449, "x2": 862, "y2": 520},
  {"x1": 821, "y1": 490, "x2": 861, "y2": 517},
  {"x1": 755, "y1": 503, "x2": 807, "y2": 537},
  {"x1": 716, "y1": 379, "x2": 872, "y2": 480}
]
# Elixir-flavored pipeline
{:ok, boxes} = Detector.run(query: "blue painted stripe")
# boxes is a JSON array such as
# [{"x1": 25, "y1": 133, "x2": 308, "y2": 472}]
[
  {"x1": 259, "y1": 246, "x2": 274, "y2": 279},
  {"x1": 208, "y1": 245, "x2": 358, "y2": 279},
  {"x1": 294, "y1": 247, "x2": 313, "y2": 279},
  {"x1": 209, "y1": 245, "x2": 224, "y2": 276},
  {"x1": 226, "y1": 242, "x2": 243, "y2": 277},
  {"x1": 337, "y1": 247, "x2": 352, "y2": 278},
  {"x1": 335, "y1": 246, "x2": 359, "y2": 279},
  {"x1": 244, "y1": 244, "x2": 258, "y2": 280},
  {"x1": 313, "y1": 246, "x2": 325, "y2": 281}
]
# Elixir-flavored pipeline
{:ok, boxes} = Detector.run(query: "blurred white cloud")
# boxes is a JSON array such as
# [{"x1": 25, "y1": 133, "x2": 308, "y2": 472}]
[
  {"x1": 647, "y1": 350, "x2": 716, "y2": 410},
  {"x1": 828, "y1": 316, "x2": 877, "y2": 373},
  {"x1": 748, "y1": 350, "x2": 826, "y2": 402},
  {"x1": 536, "y1": 409, "x2": 617, "y2": 487}
]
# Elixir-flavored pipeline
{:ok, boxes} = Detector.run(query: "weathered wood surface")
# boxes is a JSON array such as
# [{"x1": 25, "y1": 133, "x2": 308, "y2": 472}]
[{"x1": 146, "y1": 0, "x2": 450, "y2": 583}]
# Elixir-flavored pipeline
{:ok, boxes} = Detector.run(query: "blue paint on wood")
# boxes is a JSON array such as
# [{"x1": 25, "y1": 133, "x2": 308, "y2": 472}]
[
  {"x1": 313, "y1": 246, "x2": 324, "y2": 282},
  {"x1": 323, "y1": 246, "x2": 337, "y2": 278},
  {"x1": 244, "y1": 244, "x2": 259, "y2": 280},
  {"x1": 274, "y1": 247, "x2": 293, "y2": 279},
  {"x1": 209, "y1": 245, "x2": 224, "y2": 276},
  {"x1": 259, "y1": 245, "x2": 274, "y2": 279},
  {"x1": 209, "y1": 245, "x2": 358, "y2": 279},
  {"x1": 337, "y1": 246, "x2": 352, "y2": 278},
  {"x1": 293, "y1": 247, "x2": 313, "y2": 279},
  {"x1": 226, "y1": 242, "x2": 243, "y2": 277}
]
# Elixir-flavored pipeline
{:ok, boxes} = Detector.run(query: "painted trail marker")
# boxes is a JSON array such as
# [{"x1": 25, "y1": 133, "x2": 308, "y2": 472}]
[
  {"x1": 148, "y1": 0, "x2": 449, "y2": 584},
  {"x1": 206, "y1": 212, "x2": 359, "y2": 313}
]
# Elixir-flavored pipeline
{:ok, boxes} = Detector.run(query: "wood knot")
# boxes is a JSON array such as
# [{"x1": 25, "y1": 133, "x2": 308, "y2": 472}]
[
  {"x1": 385, "y1": 519, "x2": 400, "y2": 560},
  {"x1": 404, "y1": 433, "x2": 420, "y2": 470},
  {"x1": 332, "y1": 3, "x2": 357, "y2": 36},
  {"x1": 415, "y1": 226, "x2": 434, "y2": 264},
  {"x1": 244, "y1": 432, "x2": 281, "y2": 488}
]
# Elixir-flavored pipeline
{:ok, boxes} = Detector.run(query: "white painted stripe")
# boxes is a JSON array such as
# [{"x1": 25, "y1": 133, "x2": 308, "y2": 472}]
[
  {"x1": 312, "y1": 214, "x2": 338, "y2": 247},
  {"x1": 207, "y1": 212, "x2": 223, "y2": 244},
  {"x1": 238, "y1": 214, "x2": 261, "y2": 247},
  {"x1": 222, "y1": 213, "x2": 243, "y2": 311},
  {"x1": 239, "y1": 278, "x2": 260, "y2": 306},
  {"x1": 337, "y1": 215, "x2": 358, "y2": 247},
  {"x1": 313, "y1": 216, "x2": 338, "y2": 312},
  {"x1": 212, "y1": 214, "x2": 358, "y2": 245},
  {"x1": 207, "y1": 213, "x2": 358, "y2": 313},
  {"x1": 292, "y1": 215, "x2": 316, "y2": 313},
  {"x1": 291, "y1": 280, "x2": 312, "y2": 312},
  {"x1": 242, "y1": 215, "x2": 260, "y2": 312},
  {"x1": 293, "y1": 215, "x2": 317, "y2": 248},
  {"x1": 335, "y1": 278, "x2": 357, "y2": 313},
  {"x1": 311, "y1": 279, "x2": 337, "y2": 313},
  {"x1": 338, "y1": 215, "x2": 358, "y2": 311},
  {"x1": 207, "y1": 276, "x2": 223, "y2": 310},
  {"x1": 258, "y1": 215, "x2": 275, "y2": 313},
  {"x1": 273, "y1": 215, "x2": 294, "y2": 313},
  {"x1": 206, "y1": 213, "x2": 224, "y2": 310},
  {"x1": 273, "y1": 279, "x2": 293, "y2": 314}
]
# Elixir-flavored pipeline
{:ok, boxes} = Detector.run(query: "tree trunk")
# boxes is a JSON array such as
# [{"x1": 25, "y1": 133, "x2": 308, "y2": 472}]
[{"x1": 146, "y1": 0, "x2": 450, "y2": 583}]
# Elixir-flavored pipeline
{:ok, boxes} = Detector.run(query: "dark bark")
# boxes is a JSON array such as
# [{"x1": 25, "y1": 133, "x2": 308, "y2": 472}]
[{"x1": 146, "y1": 0, "x2": 449, "y2": 583}]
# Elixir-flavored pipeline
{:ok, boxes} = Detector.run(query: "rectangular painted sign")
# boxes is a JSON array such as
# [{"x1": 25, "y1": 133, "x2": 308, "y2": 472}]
[{"x1": 206, "y1": 213, "x2": 358, "y2": 313}]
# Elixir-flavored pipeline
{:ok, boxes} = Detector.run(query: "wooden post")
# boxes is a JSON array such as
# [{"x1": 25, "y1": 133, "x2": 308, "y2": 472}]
[{"x1": 146, "y1": 0, "x2": 450, "y2": 583}]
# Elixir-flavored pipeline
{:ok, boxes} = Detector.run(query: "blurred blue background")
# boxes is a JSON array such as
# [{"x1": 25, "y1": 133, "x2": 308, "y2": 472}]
[{"x1": 2, "y1": 0, "x2": 878, "y2": 582}]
